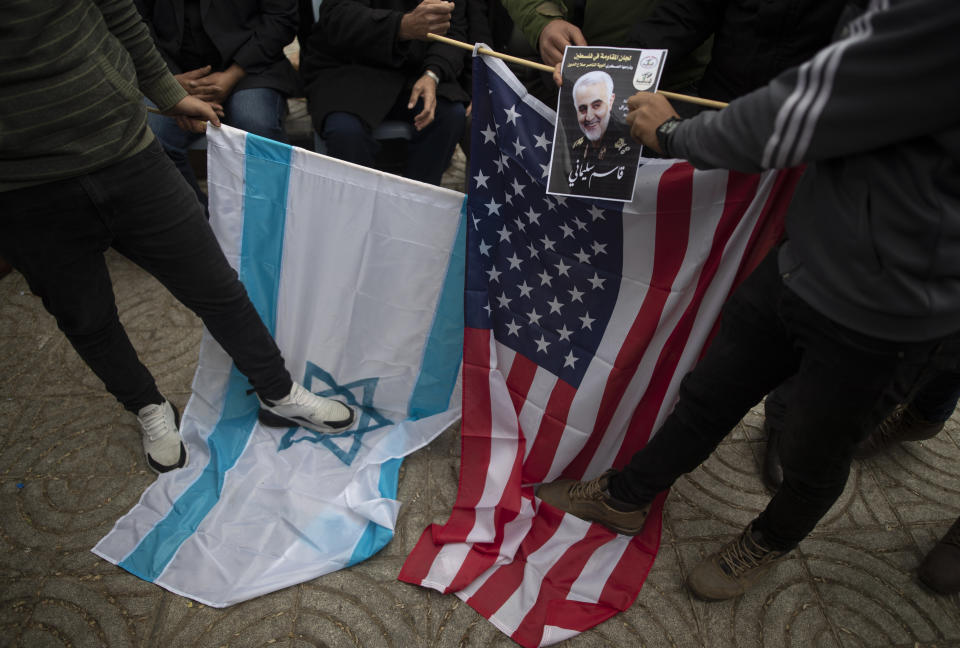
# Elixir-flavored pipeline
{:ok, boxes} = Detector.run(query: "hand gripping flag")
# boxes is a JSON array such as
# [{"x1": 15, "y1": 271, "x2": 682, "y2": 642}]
[
  {"x1": 94, "y1": 125, "x2": 465, "y2": 606},
  {"x1": 398, "y1": 54, "x2": 802, "y2": 646}
]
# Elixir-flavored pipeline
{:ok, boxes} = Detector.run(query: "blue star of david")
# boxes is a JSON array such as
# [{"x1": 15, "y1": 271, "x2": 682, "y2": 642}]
[{"x1": 277, "y1": 362, "x2": 393, "y2": 466}]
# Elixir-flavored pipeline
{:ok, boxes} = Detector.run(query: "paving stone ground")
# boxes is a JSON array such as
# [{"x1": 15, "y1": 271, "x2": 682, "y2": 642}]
[{"x1": 1, "y1": 148, "x2": 958, "y2": 646}]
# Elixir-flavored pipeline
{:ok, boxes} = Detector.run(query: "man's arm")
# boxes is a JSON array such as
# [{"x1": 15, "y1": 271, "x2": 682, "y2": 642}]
[
  {"x1": 421, "y1": 0, "x2": 467, "y2": 87},
  {"x1": 636, "y1": 0, "x2": 960, "y2": 172},
  {"x1": 311, "y1": 0, "x2": 453, "y2": 68},
  {"x1": 407, "y1": 0, "x2": 467, "y2": 129},
  {"x1": 93, "y1": 0, "x2": 186, "y2": 110}
]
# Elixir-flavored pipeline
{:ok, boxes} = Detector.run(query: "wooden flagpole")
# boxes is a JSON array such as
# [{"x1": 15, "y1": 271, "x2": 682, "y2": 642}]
[
  {"x1": 149, "y1": 35, "x2": 728, "y2": 115},
  {"x1": 426, "y1": 32, "x2": 729, "y2": 110}
]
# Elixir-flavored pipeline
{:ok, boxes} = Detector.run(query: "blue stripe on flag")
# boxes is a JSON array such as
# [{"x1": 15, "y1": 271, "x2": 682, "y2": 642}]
[
  {"x1": 120, "y1": 133, "x2": 293, "y2": 581},
  {"x1": 408, "y1": 199, "x2": 466, "y2": 420},
  {"x1": 238, "y1": 133, "x2": 293, "y2": 331},
  {"x1": 349, "y1": 200, "x2": 465, "y2": 566},
  {"x1": 346, "y1": 456, "x2": 402, "y2": 566}
]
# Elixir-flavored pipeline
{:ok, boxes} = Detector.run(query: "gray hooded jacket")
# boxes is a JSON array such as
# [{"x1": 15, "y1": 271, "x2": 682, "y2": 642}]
[{"x1": 664, "y1": 0, "x2": 960, "y2": 342}]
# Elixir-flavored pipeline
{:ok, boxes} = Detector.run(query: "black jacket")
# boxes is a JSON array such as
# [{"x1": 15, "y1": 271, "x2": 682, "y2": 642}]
[
  {"x1": 629, "y1": 0, "x2": 847, "y2": 103},
  {"x1": 135, "y1": 0, "x2": 301, "y2": 97},
  {"x1": 299, "y1": 0, "x2": 470, "y2": 130},
  {"x1": 465, "y1": 0, "x2": 513, "y2": 51}
]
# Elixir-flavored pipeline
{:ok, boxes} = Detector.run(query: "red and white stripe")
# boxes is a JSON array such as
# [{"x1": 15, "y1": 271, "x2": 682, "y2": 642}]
[{"x1": 400, "y1": 163, "x2": 802, "y2": 647}]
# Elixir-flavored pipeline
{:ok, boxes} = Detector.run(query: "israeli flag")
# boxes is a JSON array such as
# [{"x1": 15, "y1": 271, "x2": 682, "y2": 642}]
[{"x1": 93, "y1": 125, "x2": 465, "y2": 606}]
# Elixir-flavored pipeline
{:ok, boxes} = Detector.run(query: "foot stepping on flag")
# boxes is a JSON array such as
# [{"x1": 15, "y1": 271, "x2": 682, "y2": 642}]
[{"x1": 94, "y1": 125, "x2": 466, "y2": 607}]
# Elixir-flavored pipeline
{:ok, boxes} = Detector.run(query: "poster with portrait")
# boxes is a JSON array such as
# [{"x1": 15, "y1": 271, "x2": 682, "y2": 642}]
[{"x1": 546, "y1": 46, "x2": 667, "y2": 202}]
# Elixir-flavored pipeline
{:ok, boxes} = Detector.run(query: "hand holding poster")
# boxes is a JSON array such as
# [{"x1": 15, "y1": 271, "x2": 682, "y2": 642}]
[{"x1": 547, "y1": 47, "x2": 667, "y2": 202}]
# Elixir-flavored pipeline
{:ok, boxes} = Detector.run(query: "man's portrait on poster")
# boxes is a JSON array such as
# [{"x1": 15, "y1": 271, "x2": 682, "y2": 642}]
[{"x1": 547, "y1": 47, "x2": 666, "y2": 203}]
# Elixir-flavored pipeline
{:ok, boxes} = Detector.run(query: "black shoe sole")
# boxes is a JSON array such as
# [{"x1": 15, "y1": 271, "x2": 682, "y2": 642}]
[
  {"x1": 257, "y1": 407, "x2": 356, "y2": 433},
  {"x1": 149, "y1": 442, "x2": 187, "y2": 474}
]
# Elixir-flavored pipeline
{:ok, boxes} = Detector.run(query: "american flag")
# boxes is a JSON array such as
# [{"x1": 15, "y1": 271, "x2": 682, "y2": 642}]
[{"x1": 399, "y1": 54, "x2": 802, "y2": 647}]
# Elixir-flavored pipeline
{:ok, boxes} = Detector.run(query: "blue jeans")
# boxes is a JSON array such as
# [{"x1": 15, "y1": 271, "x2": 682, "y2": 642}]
[
  {"x1": 321, "y1": 96, "x2": 465, "y2": 186},
  {"x1": 0, "y1": 140, "x2": 293, "y2": 412},
  {"x1": 608, "y1": 249, "x2": 960, "y2": 550},
  {"x1": 148, "y1": 87, "x2": 288, "y2": 206}
]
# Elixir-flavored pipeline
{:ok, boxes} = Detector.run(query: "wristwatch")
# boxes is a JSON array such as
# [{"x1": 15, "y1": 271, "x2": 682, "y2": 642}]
[
  {"x1": 655, "y1": 116, "x2": 683, "y2": 157},
  {"x1": 423, "y1": 69, "x2": 440, "y2": 85}
]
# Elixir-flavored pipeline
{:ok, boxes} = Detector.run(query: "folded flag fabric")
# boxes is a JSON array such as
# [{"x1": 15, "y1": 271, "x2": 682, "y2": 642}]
[
  {"x1": 399, "y1": 54, "x2": 802, "y2": 647},
  {"x1": 94, "y1": 125, "x2": 466, "y2": 607}
]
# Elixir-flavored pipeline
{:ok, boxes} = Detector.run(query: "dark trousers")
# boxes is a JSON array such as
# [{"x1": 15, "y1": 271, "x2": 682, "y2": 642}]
[
  {"x1": 765, "y1": 366, "x2": 960, "y2": 436},
  {"x1": 909, "y1": 369, "x2": 960, "y2": 422},
  {"x1": 608, "y1": 249, "x2": 960, "y2": 550},
  {"x1": 0, "y1": 140, "x2": 292, "y2": 413},
  {"x1": 322, "y1": 95, "x2": 465, "y2": 186}
]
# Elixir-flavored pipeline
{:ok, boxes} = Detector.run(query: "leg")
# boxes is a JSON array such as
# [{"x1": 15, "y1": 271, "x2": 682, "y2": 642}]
[
  {"x1": 103, "y1": 142, "x2": 355, "y2": 433},
  {"x1": 224, "y1": 88, "x2": 288, "y2": 143},
  {"x1": 761, "y1": 376, "x2": 796, "y2": 490},
  {"x1": 537, "y1": 251, "x2": 801, "y2": 536},
  {"x1": 755, "y1": 289, "x2": 941, "y2": 549},
  {"x1": 403, "y1": 98, "x2": 466, "y2": 185},
  {"x1": 763, "y1": 379, "x2": 792, "y2": 433},
  {"x1": 320, "y1": 112, "x2": 380, "y2": 169},
  {"x1": 146, "y1": 102, "x2": 207, "y2": 206},
  {"x1": 85, "y1": 140, "x2": 294, "y2": 401},
  {"x1": 0, "y1": 176, "x2": 164, "y2": 413},
  {"x1": 608, "y1": 250, "x2": 801, "y2": 504},
  {"x1": 853, "y1": 366, "x2": 960, "y2": 458},
  {"x1": 683, "y1": 278, "x2": 947, "y2": 600},
  {"x1": 909, "y1": 369, "x2": 960, "y2": 422}
]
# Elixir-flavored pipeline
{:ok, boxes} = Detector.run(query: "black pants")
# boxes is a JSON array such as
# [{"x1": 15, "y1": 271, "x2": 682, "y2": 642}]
[
  {"x1": 608, "y1": 249, "x2": 960, "y2": 550},
  {"x1": 0, "y1": 140, "x2": 292, "y2": 412},
  {"x1": 765, "y1": 364, "x2": 960, "y2": 435}
]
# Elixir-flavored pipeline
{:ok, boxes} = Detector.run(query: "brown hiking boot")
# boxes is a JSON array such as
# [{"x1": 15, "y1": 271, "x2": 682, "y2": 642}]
[
  {"x1": 918, "y1": 516, "x2": 960, "y2": 595},
  {"x1": 854, "y1": 405, "x2": 945, "y2": 459},
  {"x1": 687, "y1": 523, "x2": 788, "y2": 600},
  {"x1": 535, "y1": 470, "x2": 651, "y2": 535}
]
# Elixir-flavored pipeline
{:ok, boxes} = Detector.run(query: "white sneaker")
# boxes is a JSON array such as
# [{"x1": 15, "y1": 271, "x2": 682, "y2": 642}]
[
  {"x1": 257, "y1": 382, "x2": 355, "y2": 434},
  {"x1": 137, "y1": 400, "x2": 188, "y2": 473}
]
